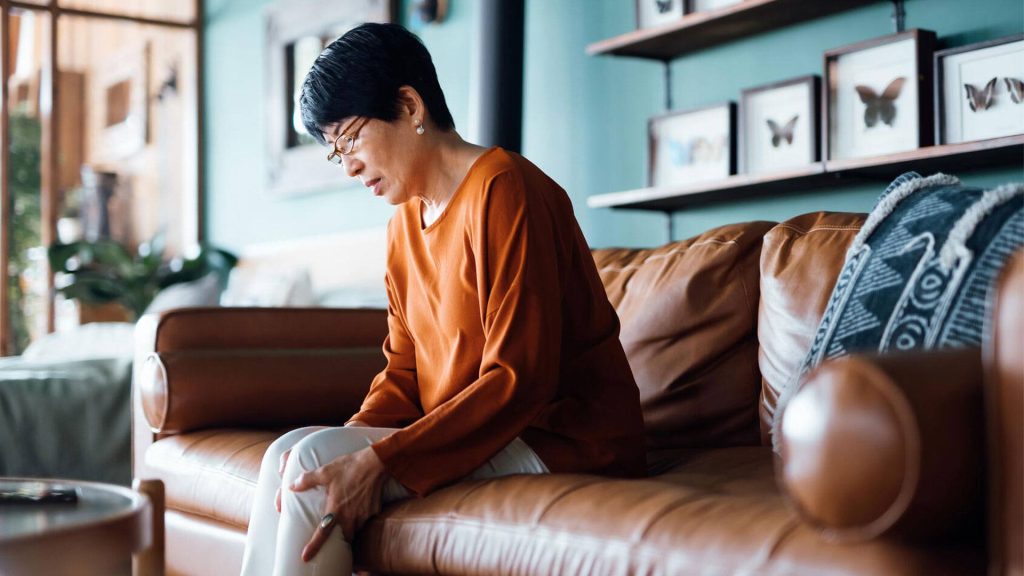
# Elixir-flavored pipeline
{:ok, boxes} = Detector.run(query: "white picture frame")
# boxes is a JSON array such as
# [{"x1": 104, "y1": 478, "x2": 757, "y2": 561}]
[
  {"x1": 739, "y1": 75, "x2": 819, "y2": 175},
  {"x1": 825, "y1": 30, "x2": 935, "y2": 162},
  {"x1": 649, "y1": 103, "x2": 735, "y2": 187},
  {"x1": 689, "y1": 0, "x2": 742, "y2": 13},
  {"x1": 936, "y1": 35, "x2": 1024, "y2": 145},
  {"x1": 635, "y1": 0, "x2": 685, "y2": 30},
  {"x1": 264, "y1": 0, "x2": 394, "y2": 196}
]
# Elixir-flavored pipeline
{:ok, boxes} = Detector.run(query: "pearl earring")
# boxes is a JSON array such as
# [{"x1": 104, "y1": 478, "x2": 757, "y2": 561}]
[{"x1": 415, "y1": 121, "x2": 425, "y2": 135}]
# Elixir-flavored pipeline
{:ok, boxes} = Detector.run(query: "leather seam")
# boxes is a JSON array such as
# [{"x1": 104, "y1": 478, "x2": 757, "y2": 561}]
[
  {"x1": 598, "y1": 240, "x2": 739, "y2": 272},
  {"x1": 534, "y1": 478, "x2": 617, "y2": 525},
  {"x1": 168, "y1": 505, "x2": 248, "y2": 530},
  {"x1": 634, "y1": 492, "x2": 710, "y2": 542},
  {"x1": 773, "y1": 224, "x2": 862, "y2": 236},
  {"x1": 754, "y1": 516, "x2": 801, "y2": 571},
  {"x1": 371, "y1": 515, "x2": 772, "y2": 573},
  {"x1": 448, "y1": 480, "x2": 494, "y2": 516},
  {"x1": 162, "y1": 435, "x2": 266, "y2": 486}
]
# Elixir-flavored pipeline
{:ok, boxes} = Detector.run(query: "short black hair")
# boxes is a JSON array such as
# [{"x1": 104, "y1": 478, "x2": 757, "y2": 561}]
[{"x1": 300, "y1": 23, "x2": 455, "y2": 145}]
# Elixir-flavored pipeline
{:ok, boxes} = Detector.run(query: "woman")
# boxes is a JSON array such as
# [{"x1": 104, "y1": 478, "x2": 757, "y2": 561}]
[{"x1": 240, "y1": 23, "x2": 645, "y2": 576}]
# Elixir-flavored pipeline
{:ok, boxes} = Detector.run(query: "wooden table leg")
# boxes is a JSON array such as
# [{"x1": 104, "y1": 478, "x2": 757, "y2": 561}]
[{"x1": 133, "y1": 479, "x2": 165, "y2": 576}]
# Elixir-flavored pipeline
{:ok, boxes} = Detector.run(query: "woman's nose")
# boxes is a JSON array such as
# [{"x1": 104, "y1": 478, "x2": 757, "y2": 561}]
[{"x1": 343, "y1": 156, "x2": 362, "y2": 178}]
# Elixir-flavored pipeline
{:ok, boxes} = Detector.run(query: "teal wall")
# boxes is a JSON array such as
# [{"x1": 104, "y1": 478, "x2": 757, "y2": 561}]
[
  {"x1": 204, "y1": 0, "x2": 1023, "y2": 251},
  {"x1": 523, "y1": 0, "x2": 1023, "y2": 247}
]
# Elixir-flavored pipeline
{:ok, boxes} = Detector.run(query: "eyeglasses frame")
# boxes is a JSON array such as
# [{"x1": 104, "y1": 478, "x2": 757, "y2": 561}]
[{"x1": 327, "y1": 116, "x2": 370, "y2": 164}]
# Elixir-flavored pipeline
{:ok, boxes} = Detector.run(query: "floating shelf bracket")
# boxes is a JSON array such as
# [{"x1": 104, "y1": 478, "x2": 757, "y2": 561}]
[
  {"x1": 663, "y1": 61, "x2": 673, "y2": 111},
  {"x1": 891, "y1": 0, "x2": 906, "y2": 33}
]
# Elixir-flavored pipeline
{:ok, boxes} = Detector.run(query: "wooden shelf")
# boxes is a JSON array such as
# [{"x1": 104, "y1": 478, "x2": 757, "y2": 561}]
[
  {"x1": 587, "y1": 135, "x2": 1024, "y2": 212},
  {"x1": 586, "y1": 0, "x2": 879, "y2": 61}
]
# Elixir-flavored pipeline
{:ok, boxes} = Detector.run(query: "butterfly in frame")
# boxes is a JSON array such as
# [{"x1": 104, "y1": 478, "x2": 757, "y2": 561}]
[
  {"x1": 668, "y1": 137, "x2": 692, "y2": 166},
  {"x1": 964, "y1": 77, "x2": 997, "y2": 112},
  {"x1": 854, "y1": 77, "x2": 906, "y2": 128},
  {"x1": 1005, "y1": 77, "x2": 1024, "y2": 104},
  {"x1": 766, "y1": 115, "x2": 798, "y2": 147},
  {"x1": 655, "y1": 0, "x2": 673, "y2": 14}
]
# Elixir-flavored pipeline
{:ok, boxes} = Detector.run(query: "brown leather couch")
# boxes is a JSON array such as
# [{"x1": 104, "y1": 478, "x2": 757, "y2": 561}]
[{"x1": 132, "y1": 212, "x2": 1022, "y2": 575}]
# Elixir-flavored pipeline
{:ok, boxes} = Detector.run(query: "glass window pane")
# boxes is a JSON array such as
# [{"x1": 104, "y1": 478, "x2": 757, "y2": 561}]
[
  {"x1": 58, "y1": 0, "x2": 194, "y2": 24},
  {"x1": 6, "y1": 9, "x2": 50, "y2": 354},
  {"x1": 50, "y1": 16, "x2": 198, "y2": 329}
]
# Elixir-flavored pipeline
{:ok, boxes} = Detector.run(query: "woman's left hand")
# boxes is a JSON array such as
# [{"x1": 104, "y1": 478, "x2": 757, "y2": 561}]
[{"x1": 289, "y1": 446, "x2": 388, "y2": 562}]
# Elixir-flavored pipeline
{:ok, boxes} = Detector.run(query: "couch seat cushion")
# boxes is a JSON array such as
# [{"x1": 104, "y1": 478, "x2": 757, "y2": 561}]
[
  {"x1": 148, "y1": 434, "x2": 981, "y2": 575},
  {"x1": 356, "y1": 447, "x2": 982, "y2": 576},
  {"x1": 146, "y1": 429, "x2": 276, "y2": 528}
]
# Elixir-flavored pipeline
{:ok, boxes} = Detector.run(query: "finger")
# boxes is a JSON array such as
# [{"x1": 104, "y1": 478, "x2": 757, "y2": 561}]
[
  {"x1": 290, "y1": 469, "x2": 322, "y2": 492},
  {"x1": 278, "y1": 449, "x2": 291, "y2": 476},
  {"x1": 301, "y1": 517, "x2": 333, "y2": 562},
  {"x1": 275, "y1": 487, "x2": 281, "y2": 513}
]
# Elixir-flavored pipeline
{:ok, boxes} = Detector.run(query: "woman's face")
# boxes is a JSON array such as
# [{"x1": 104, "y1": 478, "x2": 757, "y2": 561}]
[{"x1": 324, "y1": 114, "x2": 426, "y2": 206}]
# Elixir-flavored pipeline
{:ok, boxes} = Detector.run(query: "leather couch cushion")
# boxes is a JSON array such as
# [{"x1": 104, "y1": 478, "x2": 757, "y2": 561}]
[
  {"x1": 147, "y1": 433, "x2": 982, "y2": 575},
  {"x1": 758, "y1": 212, "x2": 864, "y2": 445},
  {"x1": 779, "y1": 348, "x2": 984, "y2": 542},
  {"x1": 146, "y1": 430, "x2": 276, "y2": 528},
  {"x1": 354, "y1": 447, "x2": 982, "y2": 575},
  {"x1": 593, "y1": 221, "x2": 775, "y2": 450}
]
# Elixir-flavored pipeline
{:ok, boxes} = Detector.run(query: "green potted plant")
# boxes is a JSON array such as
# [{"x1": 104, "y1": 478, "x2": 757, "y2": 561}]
[{"x1": 47, "y1": 234, "x2": 238, "y2": 320}]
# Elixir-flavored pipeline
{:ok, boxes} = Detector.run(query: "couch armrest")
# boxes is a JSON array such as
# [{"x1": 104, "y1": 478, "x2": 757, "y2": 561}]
[
  {"x1": 132, "y1": 307, "x2": 388, "y2": 476},
  {"x1": 987, "y1": 248, "x2": 1023, "y2": 575},
  {"x1": 778, "y1": 347, "x2": 984, "y2": 543}
]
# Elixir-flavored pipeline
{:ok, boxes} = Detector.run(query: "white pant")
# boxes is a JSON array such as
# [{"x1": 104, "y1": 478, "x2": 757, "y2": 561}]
[{"x1": 240, "y1": 426, "x2": 548, "y2": 576}]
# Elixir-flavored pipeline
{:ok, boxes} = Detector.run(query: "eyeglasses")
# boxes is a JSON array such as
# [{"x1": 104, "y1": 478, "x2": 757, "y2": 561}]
[{"x1": 327, "y1": 117, "x2": 369, "y2": 165}]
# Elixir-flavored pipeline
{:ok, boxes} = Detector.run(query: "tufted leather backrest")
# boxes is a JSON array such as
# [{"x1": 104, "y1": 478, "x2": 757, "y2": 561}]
[
  {"x1": 593, "y1": 220, "x2": 775, "y2": 451},
  {"x1": 757, "y1": 212, "x2": 865, "y2": 445}
]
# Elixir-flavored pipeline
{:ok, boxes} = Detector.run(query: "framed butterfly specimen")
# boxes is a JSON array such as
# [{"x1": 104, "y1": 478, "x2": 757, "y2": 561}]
[
  {"x1": 648, "y1": 102, "x2": 736, "y2": 188},
  {"x1": 635, "y1": 0, "x2": 685, "y2": 30},
  {"x1": 935, "y1": 34, "x2": 1024, "y2": 145},
  {"x1": 739, "y1": 75, "x2": 820, "y2": 175},
  {"x1": 824, "y1": 29, "x2": 935, "y2": 162}
]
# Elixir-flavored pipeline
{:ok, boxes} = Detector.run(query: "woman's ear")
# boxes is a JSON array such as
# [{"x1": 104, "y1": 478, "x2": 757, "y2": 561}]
[{"x1": 395, "y1": 85, "x2": 425, "y2": 121}]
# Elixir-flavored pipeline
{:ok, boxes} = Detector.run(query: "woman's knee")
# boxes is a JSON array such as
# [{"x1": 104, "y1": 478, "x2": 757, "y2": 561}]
[
  {"x1": 284, "y1": 427, "x2": 378, "y2": 476},
  {"x1": 263, "y1": 426, "x2": 326, "y2": 472}
]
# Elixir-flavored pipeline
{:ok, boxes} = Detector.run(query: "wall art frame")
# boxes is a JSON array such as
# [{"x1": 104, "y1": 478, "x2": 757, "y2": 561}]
[
  {"x1": 648, "y1": 102, "x2": 736, "y2": 187},
  {"x1": 935, "y1": 34, "x2": 1024, "y2": 145},
  {"x1": 635, "y1": 0, "x2": 686, "y2": 30},
  {"x1": 824, "y1": 29, "x2": 936, "y2": 162},
  {"x1": 265, "y1": 0, "x2": 396, "y2": 196},
  {"x1": 97, "y1": 41, "x2": 150, "y2": 160},
  {"x1": 739, "y1": 75, "x2": 820, "y2": 175}
]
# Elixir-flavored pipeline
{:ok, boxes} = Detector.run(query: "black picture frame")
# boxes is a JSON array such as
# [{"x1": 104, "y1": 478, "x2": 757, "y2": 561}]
[{"x1": 823, "y1": 29, "x2": 936, "y2": 162}]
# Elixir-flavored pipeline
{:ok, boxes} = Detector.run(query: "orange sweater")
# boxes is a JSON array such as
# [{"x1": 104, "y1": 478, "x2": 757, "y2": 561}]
[{"x1": 352, "y1": 147, "x2": 645, "y2": 495}]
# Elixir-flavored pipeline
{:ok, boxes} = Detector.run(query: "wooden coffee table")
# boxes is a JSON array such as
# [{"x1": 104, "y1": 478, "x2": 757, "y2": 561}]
[{"x1": 0, "y1": 478, "x2": 163, "y2": 576}]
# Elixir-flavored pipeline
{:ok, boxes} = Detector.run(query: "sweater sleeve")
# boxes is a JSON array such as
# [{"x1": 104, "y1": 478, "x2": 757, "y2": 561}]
[
  {"x1": 346, "y1": 271, "x2": 424, "y2": 428},
  {"x1": 371, "y1": 169, "x2": 564, "y2": 495}
]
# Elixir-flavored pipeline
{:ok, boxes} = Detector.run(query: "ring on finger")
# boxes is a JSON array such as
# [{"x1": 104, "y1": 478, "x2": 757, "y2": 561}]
[{"x1": 320, "y1": 513, "x2": 336, "y2": 530}]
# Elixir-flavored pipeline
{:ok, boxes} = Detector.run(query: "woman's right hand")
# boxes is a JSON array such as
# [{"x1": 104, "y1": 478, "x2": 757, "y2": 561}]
[{"x1": 275, "y1": 449, "x2": 292, "y2": 513}]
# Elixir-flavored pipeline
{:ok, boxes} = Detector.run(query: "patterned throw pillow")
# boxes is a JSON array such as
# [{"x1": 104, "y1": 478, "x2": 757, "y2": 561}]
[{"x1": 773, "y1": 171, "x2": 1024, "y2": 447}]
